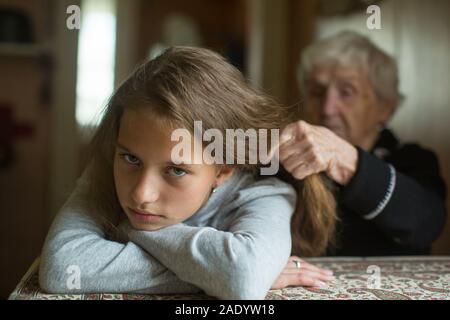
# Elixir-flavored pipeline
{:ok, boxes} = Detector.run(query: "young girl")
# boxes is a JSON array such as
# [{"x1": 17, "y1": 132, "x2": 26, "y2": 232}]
[{"x1": 39, "y1": 47, "x2": 336, "y2": 299}]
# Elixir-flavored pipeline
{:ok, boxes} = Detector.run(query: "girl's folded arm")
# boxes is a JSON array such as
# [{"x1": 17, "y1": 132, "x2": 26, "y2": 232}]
[
  {"x1": 39, "y1": 179, "x2": 200, "y2": 294},
  {"x1": 122, "y1": 191, "x2": 296, "y2": 300}
]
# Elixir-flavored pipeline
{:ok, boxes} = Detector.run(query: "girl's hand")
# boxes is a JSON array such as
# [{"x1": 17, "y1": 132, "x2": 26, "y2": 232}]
[{"x1": 271, "y1": 256, "x2": 335, "y2": 289}]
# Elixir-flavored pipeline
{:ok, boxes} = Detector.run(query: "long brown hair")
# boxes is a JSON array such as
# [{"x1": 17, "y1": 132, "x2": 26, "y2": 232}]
[{"x1": 84, "y1": 46, "x2": 336, "y2": 256}]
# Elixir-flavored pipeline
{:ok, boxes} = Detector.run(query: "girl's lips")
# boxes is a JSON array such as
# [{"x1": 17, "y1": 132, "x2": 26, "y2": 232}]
[{"x1": 129, "y1": 208, "x2": 164, "y2": 222}]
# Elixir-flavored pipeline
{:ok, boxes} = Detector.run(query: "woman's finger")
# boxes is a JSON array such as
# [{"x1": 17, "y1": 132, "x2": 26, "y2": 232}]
[
  {"x1": 282, "y1": 152, "x2": 305, "y2": 173},
  {"x1": 278, "y1": 133, "x2": 313, "y2": 161},
  {"x1": 279, "y1": 141, "x2": 304, "y2": 164},
  {"x1": 270, "y1": 121, "x2": 306, "y2": 161},
  {"x1": 278, "y1": 140, "x2": 300, "y2": 163},
  {"x1": 280, "y1": 141, "x2": 320, "y2": 172},
  {"x1": 290, "y1": 162, "x2": 316, "y2": 180},
  {"x1": 288, "y1": 147, "x2": 327, "y2": 179},
  {"x1": 280, "y1": 123, "x2": 300, "y2": 144},
  {"x1": 268, "y1": 128, "x2": 300, "y2": 162}
]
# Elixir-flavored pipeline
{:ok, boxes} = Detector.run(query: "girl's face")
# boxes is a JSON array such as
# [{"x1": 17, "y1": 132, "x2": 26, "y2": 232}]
[{"x1": 113, "y1": 108, "x2": 233, "y2": 231}]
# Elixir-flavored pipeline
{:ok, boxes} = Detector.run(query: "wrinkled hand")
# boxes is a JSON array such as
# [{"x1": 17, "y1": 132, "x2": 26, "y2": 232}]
[
  {"x1": 271, "y1": 256, "x2": 335, "y2": 289},
  {"x1": 276, "y1": 120, "x2": 358, "y2": 186}
]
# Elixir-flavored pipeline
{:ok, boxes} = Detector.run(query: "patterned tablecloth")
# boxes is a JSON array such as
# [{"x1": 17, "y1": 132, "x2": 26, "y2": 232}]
[{"x1": 9, "y1": 256, "x2": 450, "y2": 300}]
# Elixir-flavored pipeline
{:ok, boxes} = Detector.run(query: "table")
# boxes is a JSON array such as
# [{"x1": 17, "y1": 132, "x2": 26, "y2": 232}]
[{"x1": 9, "y1": 256, "x2": 450, "y2": 300}]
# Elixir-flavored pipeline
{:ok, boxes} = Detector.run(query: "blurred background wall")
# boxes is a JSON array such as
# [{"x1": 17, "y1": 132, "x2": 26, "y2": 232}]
[{"x1": 0, "y1": 0, "x2": 449, "y2": 298}]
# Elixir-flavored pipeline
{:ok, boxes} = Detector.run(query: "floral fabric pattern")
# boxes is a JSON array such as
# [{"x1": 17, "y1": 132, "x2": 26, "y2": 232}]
[{"x1": 9, "y1": 256, "x2": 450, "y2": 300}]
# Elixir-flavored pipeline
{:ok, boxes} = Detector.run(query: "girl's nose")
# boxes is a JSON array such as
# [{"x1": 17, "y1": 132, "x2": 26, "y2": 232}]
[{"x1": 131, "y1": 174, "x2": 160, "y2": 205}]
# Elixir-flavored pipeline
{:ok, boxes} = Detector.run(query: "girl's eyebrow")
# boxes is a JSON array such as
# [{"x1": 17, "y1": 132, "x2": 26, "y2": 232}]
[
  {"x1": 116, "y1": 142, "x2": 132, "y2": 152},
  {"x1": 165, "y1": 161, "x2": 194, "y2": 168},
  {"x1": 116, "y1": 142, "x2": 193, "y2": 168}
]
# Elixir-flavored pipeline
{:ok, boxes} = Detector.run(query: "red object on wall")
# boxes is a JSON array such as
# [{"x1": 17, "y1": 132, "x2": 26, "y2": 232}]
[{"x1": 0, "y1": 102, "x2": 34, "y2": 168}]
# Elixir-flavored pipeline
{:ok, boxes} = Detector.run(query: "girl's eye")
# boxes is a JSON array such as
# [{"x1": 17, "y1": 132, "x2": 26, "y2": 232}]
[
  {"x1": 168, "y1": 167, "x2": 187, "y2": 177},
  {"x1": 121, "y1": 153, "x2": 140, "y2": 165}
]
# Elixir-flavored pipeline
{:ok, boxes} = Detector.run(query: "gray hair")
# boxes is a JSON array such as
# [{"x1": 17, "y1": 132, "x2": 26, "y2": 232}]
[{"x1": 298, "y1": 31, "x2": 404, "y2": 108}]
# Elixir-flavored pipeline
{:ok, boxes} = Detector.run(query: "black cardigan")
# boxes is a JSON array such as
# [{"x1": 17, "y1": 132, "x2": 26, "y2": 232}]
[{"x1": 329, "y1": 129, "x2": 447, "y2": 256}]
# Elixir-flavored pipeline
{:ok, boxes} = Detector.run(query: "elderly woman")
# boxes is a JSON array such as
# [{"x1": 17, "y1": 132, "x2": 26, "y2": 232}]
[{"x1": 279, "y1": 31, "x2": 447, "y2": 256}]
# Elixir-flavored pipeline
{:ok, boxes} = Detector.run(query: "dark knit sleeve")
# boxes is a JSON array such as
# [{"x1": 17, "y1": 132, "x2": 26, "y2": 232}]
[{"x1": 339, "y1": 146, "x2": 447, "y2": 249}]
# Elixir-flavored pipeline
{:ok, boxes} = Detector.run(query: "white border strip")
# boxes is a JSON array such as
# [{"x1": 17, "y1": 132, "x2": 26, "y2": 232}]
[{"x1": 363, "y1": 164, "x2": 396, "y2": 220}]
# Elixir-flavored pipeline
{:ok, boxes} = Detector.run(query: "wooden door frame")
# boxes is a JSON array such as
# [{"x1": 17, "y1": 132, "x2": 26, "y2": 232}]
[{"x1": 47, "y1": 0, "x2": 80, "y2": 227}]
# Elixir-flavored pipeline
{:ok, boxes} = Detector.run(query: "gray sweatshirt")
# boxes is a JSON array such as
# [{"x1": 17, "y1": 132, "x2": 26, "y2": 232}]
[{"x1": 39, "y1": 169, "x2": 297, "y2": 300}]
